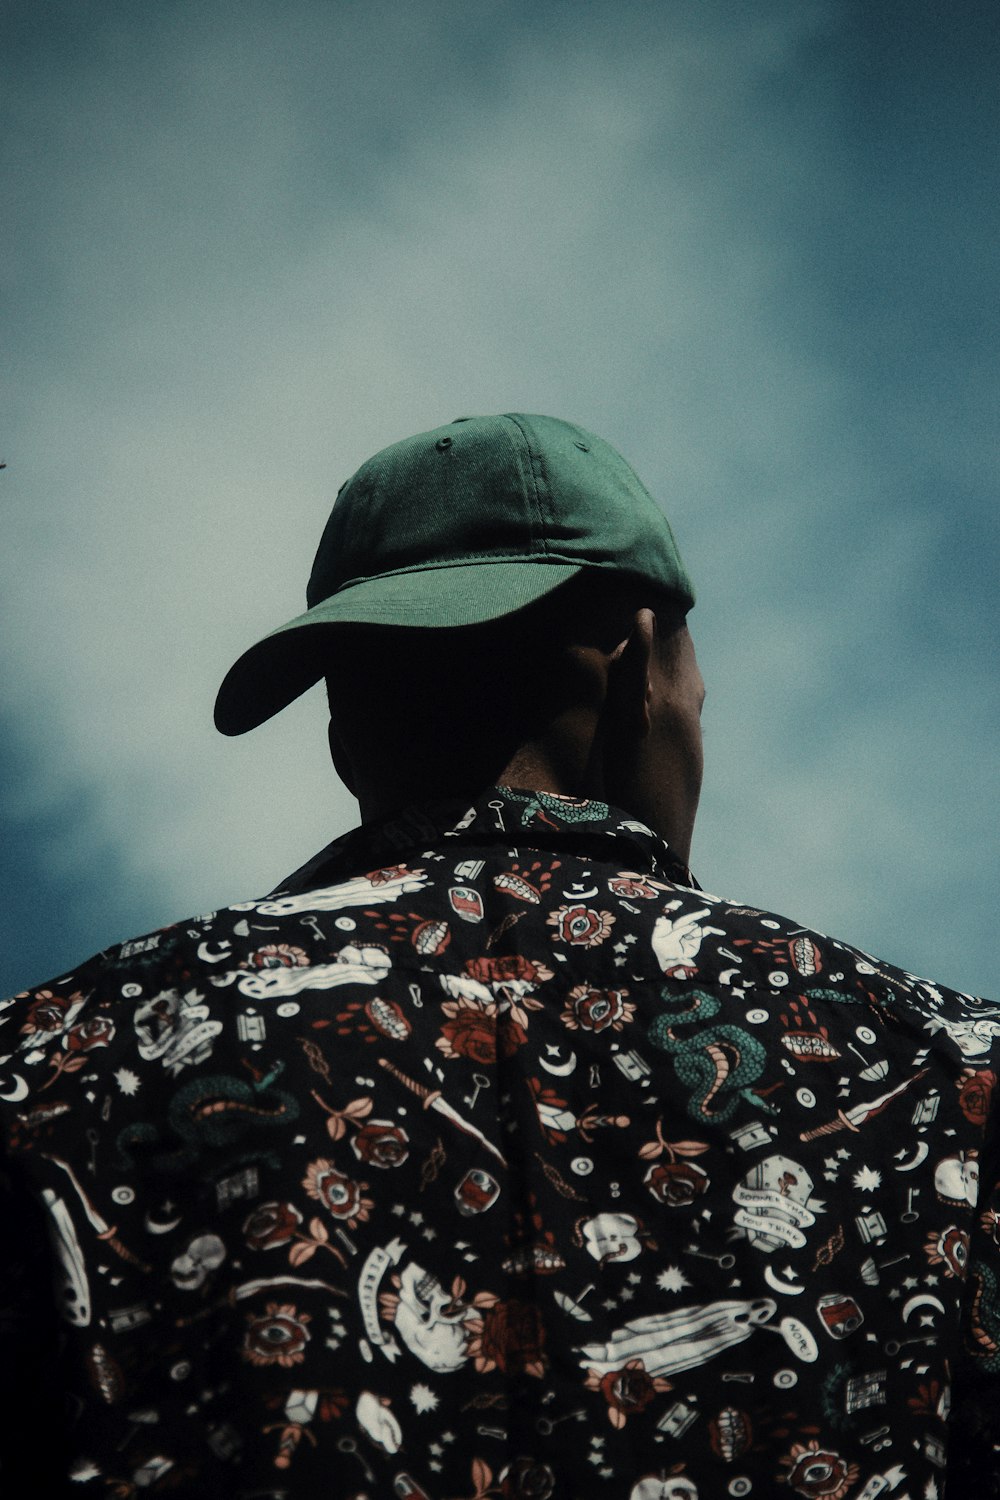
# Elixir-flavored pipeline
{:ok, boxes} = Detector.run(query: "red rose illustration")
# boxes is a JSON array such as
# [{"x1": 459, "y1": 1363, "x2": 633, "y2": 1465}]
[
  {"x1": 351, "y1": 1120, "x2": 410, "y2": 1168},
  {"x1": 498, "y1": 1015, "x2": 529, "y2": 1056},
  {"x1": 65, "y1": 1016, "x2": 115, "y2": 1052},
  {"x1": 302, "y1": 1159, "x2": 373, "y2": 1228},
  {"x1": 925, "y1": 1224, "x2": 969, "y2": 1279},
  {"x1": 546, "y1": 904, "x2": 615, "y2": 947},
  {"x1": 21, "y1": 990, "x2": 73, "y2": 1035},
  {"x1": 242, "y1": 1201, "x2": 303, "y2": 1251},
  {"x1": 957, "y1": 1068, "x2": 996, "y2": 1127},
  {"x1": 248, "y1": 943, "x2": 309, "y2": 971},
  {"x1": 241, "y1": 1302, "x2": 311, "y2": 1368},
  {"x1": 466, "y1": 955, "x2": 547, "y2": 985},
  {"x1": 644, "y1": 1160, "x2": 709, "y2": 1206},
  {"x1": 584, "y1": 1358, "x2": 671, "y2": 1429},
  {"x1": 467, "y1": 1296, "x2": 546, "y2": 1377},
  {"x1": 561, "y1": 984, "x2": 634, "y2": 1033},
  {"x1": 437, "y1": 1002, "x2": 497, "y2": 1065},
  {"x1": 499, "y1": 1457, "x2": 556, "y2": 1499},
  {"x1": 780, "y1": 1440, "x2": 858, "y2": 1499}
]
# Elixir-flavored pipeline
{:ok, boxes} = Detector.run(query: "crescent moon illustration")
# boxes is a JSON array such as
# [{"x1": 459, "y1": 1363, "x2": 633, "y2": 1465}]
[
  {"x1": 902, "y1": 1292, "x2": 946, "y2": 1323},
  {"x1": 565, "y1": 887, "x2": 599, "y2": 900},
  {"x1": 719, "y1": 969, "x2": 741, "y2": 986},
  {"x1": 895, "y1": 1142, "x2": 930, "y2": 1172},
  {"x1": 0, "y1": 1074, "x2": 29, "y2": 1103},
  {"x1": 144, "y1": 1208, "x2": 183, "y2": 1235},
  {"x1": 539, "y1": 1050, "x2": 578, "y2": 1077},
  {"x1": 197, "y1": 940, "x2": 232, "y2": 964},
  {"x1": 764, "y1": 1264, "x2": 804, "y2": 1296}
]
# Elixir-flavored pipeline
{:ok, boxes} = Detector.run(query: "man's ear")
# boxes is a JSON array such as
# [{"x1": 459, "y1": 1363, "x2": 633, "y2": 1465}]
[
  {"x1": 327, "y1": 719, "x2": 357, "y2": 796},
  {"x1": 595, "y1": 608, "x2": 655, "y2": 806},
  {"x1": 605, "y1": 609, "x2": 656, "y2": 737}
]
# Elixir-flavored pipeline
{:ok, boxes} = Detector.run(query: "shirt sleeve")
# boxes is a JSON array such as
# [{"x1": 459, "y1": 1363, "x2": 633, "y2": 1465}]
[
  {"x1": 947, "y1": 1103, "x2": 1000, "y2": 1496},
  {"x1": 0, "y1": 1156, "x2": 74, "y2": 1494}
]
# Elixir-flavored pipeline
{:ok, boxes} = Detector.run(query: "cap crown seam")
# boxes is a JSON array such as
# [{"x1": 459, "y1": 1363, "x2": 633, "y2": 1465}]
[{"x1": 505, "y1": 414, "x2": 551, "y2": 558}]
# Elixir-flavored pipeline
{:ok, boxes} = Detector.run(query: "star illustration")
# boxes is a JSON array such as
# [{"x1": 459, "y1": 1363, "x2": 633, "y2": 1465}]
[
  {"x1": 656, "y1": 1266, "x2": 690, "y2": 1293},
  {"x1": 410, "y1": 1384, "x2": 438, "y2": 1414}
]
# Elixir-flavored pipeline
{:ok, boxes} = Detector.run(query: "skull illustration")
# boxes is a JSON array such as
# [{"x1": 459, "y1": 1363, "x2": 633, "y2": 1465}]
[
  {"x1": 171, "y1": 1233, "x2": 226, "y2": 1290},
  {"x1": 580, "y1": 1212, "x2": 646, "y2": 1265},
  {"x1": 934, "y1": 1151, "x2": 979, "y2": 1208},
  {"x1": 393, "y1": 1263, "x2": 470, "y2": 1373},
  {"x1": 629, "y1": 1475, "x2": 698, "y2": 1500}
]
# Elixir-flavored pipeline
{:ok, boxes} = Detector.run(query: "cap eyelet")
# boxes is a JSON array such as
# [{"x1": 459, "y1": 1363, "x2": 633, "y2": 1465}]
[
  {"x1": 574, "y1": 441, "x2": 589, "y2": 452},
  {"x1": 436, "y1": 436, "x2": 453, "y2": 451}
]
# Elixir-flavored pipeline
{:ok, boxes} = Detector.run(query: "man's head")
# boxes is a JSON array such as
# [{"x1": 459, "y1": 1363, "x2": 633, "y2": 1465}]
[{"x1": 215, "y1": 414, "x2": 703, "y2": 857}]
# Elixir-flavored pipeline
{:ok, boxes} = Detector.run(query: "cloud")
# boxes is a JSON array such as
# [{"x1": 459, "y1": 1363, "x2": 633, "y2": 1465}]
[{"x1": 2, "y1": 0, "x2": 996, "y2": 996}]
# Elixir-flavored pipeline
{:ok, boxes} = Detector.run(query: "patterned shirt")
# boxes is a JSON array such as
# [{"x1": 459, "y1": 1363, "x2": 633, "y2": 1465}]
[{"x1": 1, "y1": 785, "x2": 998, "y2": 1498}]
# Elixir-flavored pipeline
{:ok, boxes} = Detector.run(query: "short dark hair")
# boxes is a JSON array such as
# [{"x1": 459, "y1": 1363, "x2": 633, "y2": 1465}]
[{"x1": 323, "y1": 572, "x2": 689, "y2": 798}]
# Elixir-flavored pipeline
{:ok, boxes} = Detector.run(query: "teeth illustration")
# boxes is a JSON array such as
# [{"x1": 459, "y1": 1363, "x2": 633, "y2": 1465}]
[
  {"x1": 412, "y1": 920, "x2": 450, "y2": 957},
  {"x1": 493, "y1": 873, "x2": 540, "y2": 903},
  {"x1": 789, "y1": 935, "x2": 822, "y2": 976},
  {"x1": 780, "y1": 1033, "x2": 840, "y2": 1061},
  {"x1": 366, "y1": 996, "x2": 411, "y2": 1041}
]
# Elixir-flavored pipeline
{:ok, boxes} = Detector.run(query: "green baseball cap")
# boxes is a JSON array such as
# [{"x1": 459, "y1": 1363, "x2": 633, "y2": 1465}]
[{"x1": 214, "y1": 413, "x2": 695, "y2": 735}]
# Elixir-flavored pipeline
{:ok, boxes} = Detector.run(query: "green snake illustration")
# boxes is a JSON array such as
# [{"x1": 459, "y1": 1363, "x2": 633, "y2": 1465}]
[
  {"x1": 501, "y1": 789, "x2": 610, "y2": 828},
  {"x1": 649, "y1": 988, "x2": 771, "y2": 1122},
  {"x1": 964, "y1": 1262, "x2": 1000, "y2": 1372},
  {"x1": 116, "y1": 1073, "x2": 299, "y2": 1172}
]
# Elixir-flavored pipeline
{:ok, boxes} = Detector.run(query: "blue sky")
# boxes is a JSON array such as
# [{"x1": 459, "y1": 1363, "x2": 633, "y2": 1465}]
[{"x1": 2, "y1": 0, "x2": 997, "y2": 999}]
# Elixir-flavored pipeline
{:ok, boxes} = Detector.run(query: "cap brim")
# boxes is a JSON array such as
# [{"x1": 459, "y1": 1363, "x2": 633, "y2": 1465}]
[{"x1": 214, "y1": 560, "x2": 587, "y2": 735}]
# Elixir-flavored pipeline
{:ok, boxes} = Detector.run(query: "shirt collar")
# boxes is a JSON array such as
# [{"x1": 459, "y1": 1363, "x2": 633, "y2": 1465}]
[{"x1": 272, "y1": 784, "x2": 698, "y2": 896}]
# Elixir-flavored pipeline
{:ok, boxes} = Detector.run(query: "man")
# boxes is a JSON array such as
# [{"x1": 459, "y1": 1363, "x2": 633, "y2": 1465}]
[{"x1": 0, "y1": 413, "x2": 997, "y2": 1497}]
